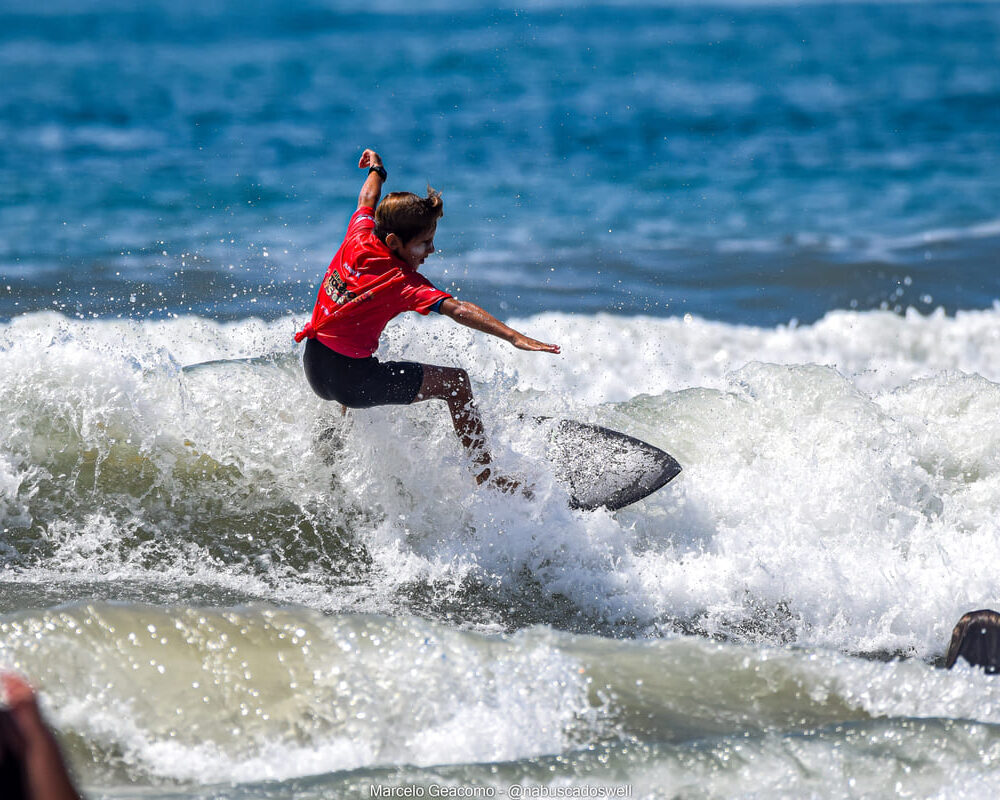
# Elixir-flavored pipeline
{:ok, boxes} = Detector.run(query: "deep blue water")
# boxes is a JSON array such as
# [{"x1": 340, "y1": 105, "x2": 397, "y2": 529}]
[{"x1": 1, "y1": 0, "x2": 998, "y2": 324}]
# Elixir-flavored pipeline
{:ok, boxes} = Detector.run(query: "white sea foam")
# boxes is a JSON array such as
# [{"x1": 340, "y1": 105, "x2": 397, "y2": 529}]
[{"x1": 2, "y1": 308, "x2": 1000, "y2": 657}]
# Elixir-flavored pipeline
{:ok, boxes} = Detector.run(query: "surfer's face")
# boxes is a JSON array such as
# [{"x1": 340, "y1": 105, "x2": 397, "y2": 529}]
[{"x1": 389, "y1": 224, "x2": 436, "y2": 270}]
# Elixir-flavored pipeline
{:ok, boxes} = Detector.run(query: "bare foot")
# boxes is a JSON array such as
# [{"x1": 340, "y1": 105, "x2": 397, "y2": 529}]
[{"x1": 475, "y1": 468, "x2": 534, "y2": 500}]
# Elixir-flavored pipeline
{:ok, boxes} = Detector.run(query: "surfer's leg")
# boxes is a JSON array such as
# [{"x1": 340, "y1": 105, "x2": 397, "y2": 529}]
[{"x1": 414, "y1": 365, "x2": 494, "y2": 483}]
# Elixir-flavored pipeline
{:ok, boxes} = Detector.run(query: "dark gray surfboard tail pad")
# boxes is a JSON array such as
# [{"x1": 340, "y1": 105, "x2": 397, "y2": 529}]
[{"x1": 537, "y1": 418, "x2": 682, "y2": 511}]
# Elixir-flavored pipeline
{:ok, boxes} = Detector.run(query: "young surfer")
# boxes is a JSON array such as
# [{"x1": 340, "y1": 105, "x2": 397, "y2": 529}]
[{"x1": 295, "y1": 149, "x2": 560, "y2": 488}]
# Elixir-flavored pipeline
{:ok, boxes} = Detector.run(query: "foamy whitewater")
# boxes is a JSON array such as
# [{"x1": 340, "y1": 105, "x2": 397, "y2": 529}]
[{"x1": 3, "y1": 308, "x2": 1000, "y2": 796}]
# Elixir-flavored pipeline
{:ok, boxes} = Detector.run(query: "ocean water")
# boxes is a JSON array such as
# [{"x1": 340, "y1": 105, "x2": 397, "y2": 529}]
[{"x1": 2, "y1": 0, "x2": 1000, "y2": 797}]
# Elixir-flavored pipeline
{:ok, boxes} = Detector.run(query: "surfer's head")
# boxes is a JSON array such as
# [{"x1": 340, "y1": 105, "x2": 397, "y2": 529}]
[
  {"x1": 376, "y1": 188, "x2": 443, "y2": 243},
  {"x1": 945, "y1": 609, "x2": 1000, "y2": 673},
  {"x1": 376, "y1": 188, "x2": 443, "y2": 270}
]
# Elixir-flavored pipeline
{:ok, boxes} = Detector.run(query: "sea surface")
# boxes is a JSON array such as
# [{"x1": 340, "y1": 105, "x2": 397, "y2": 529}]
[{"x1": 2, "y1": 1, "x2": 1000, "y2": 797}]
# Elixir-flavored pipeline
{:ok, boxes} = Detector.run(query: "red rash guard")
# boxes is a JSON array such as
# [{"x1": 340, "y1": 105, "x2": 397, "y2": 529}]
[{"x1": 295, "y1": 207, "x2": 451, "y2": 357}]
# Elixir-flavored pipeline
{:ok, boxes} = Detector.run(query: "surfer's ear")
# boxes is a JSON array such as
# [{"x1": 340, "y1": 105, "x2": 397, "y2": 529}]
[{"x1": 385, "y1": 232, "x2": 401, "y2": 253}]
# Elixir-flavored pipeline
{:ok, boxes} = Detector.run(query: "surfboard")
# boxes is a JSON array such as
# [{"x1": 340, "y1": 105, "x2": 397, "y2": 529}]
[
  {"x1": 309, "y1": 409, "x2": 680, "y2": 511},
  {"x1": 538, "y1": 418, "x2": 681, "y2": 511}
]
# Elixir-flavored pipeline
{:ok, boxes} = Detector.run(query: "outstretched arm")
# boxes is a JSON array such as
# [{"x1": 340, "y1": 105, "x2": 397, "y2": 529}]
[
  {"x1": 357, "y1": 149, "x2": 385, "y2": 210},
  {"x1": 439, "y1": 298, "x2": 560, "y2": 354}
]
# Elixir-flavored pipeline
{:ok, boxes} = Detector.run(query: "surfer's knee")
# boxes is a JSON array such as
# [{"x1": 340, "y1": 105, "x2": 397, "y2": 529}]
[
  {"x1": 418, "y1": 365, "x2": 471, "y2": 402},
  {"x1": 445, "y1": 369, "x2": 478, "y2": 414},
  {"x1": 448, "y1": 367, "x2": 472, "y2": 395}
]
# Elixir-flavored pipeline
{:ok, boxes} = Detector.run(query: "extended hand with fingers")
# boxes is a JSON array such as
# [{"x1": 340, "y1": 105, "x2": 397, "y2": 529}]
[{"x1": 511, "y1": 333, "x2": 560, "y2": 354}]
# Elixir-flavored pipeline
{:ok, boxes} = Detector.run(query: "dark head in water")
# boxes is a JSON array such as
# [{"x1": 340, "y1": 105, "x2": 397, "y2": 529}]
[{"x1": 946, "y1": 609, "x2": 1000, "y2": 673}]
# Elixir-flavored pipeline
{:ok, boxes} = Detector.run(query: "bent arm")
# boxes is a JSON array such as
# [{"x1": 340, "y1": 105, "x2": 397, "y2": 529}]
[
  {"x1": 439, "y1": 298, "x2": 560, "y2": 354},
  {"x1": 357, "y1": 149, "x2": 385, "y2": 210}
]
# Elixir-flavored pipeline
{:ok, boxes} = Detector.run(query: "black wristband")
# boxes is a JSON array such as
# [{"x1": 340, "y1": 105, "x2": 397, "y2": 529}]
[{"x1": 368, "y1": 164, "x2": 387, "y2": 181}]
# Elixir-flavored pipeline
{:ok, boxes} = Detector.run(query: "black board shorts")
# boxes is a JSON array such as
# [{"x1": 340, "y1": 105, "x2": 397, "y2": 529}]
[{"x1": 303, "y1": 338, "x2": 424, "y2": 408}]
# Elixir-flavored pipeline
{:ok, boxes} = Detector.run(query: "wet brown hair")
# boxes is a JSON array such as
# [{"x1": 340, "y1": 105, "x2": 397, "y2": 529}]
[
  {"x1": 945, "y1": 609, "x2": 1000, "y2": 673},
  {"x1": 374, "y1": 188, "x2": 443, "y2": 245}
]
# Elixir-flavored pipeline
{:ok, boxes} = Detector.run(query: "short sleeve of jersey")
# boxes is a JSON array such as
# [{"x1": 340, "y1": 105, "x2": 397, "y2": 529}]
[
  {"x1": 400, "y1": 272, "x2": 452, "y2": 315},
  {"x1": 348, "y1": 206, "x2": 376, "y2": 237}
]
